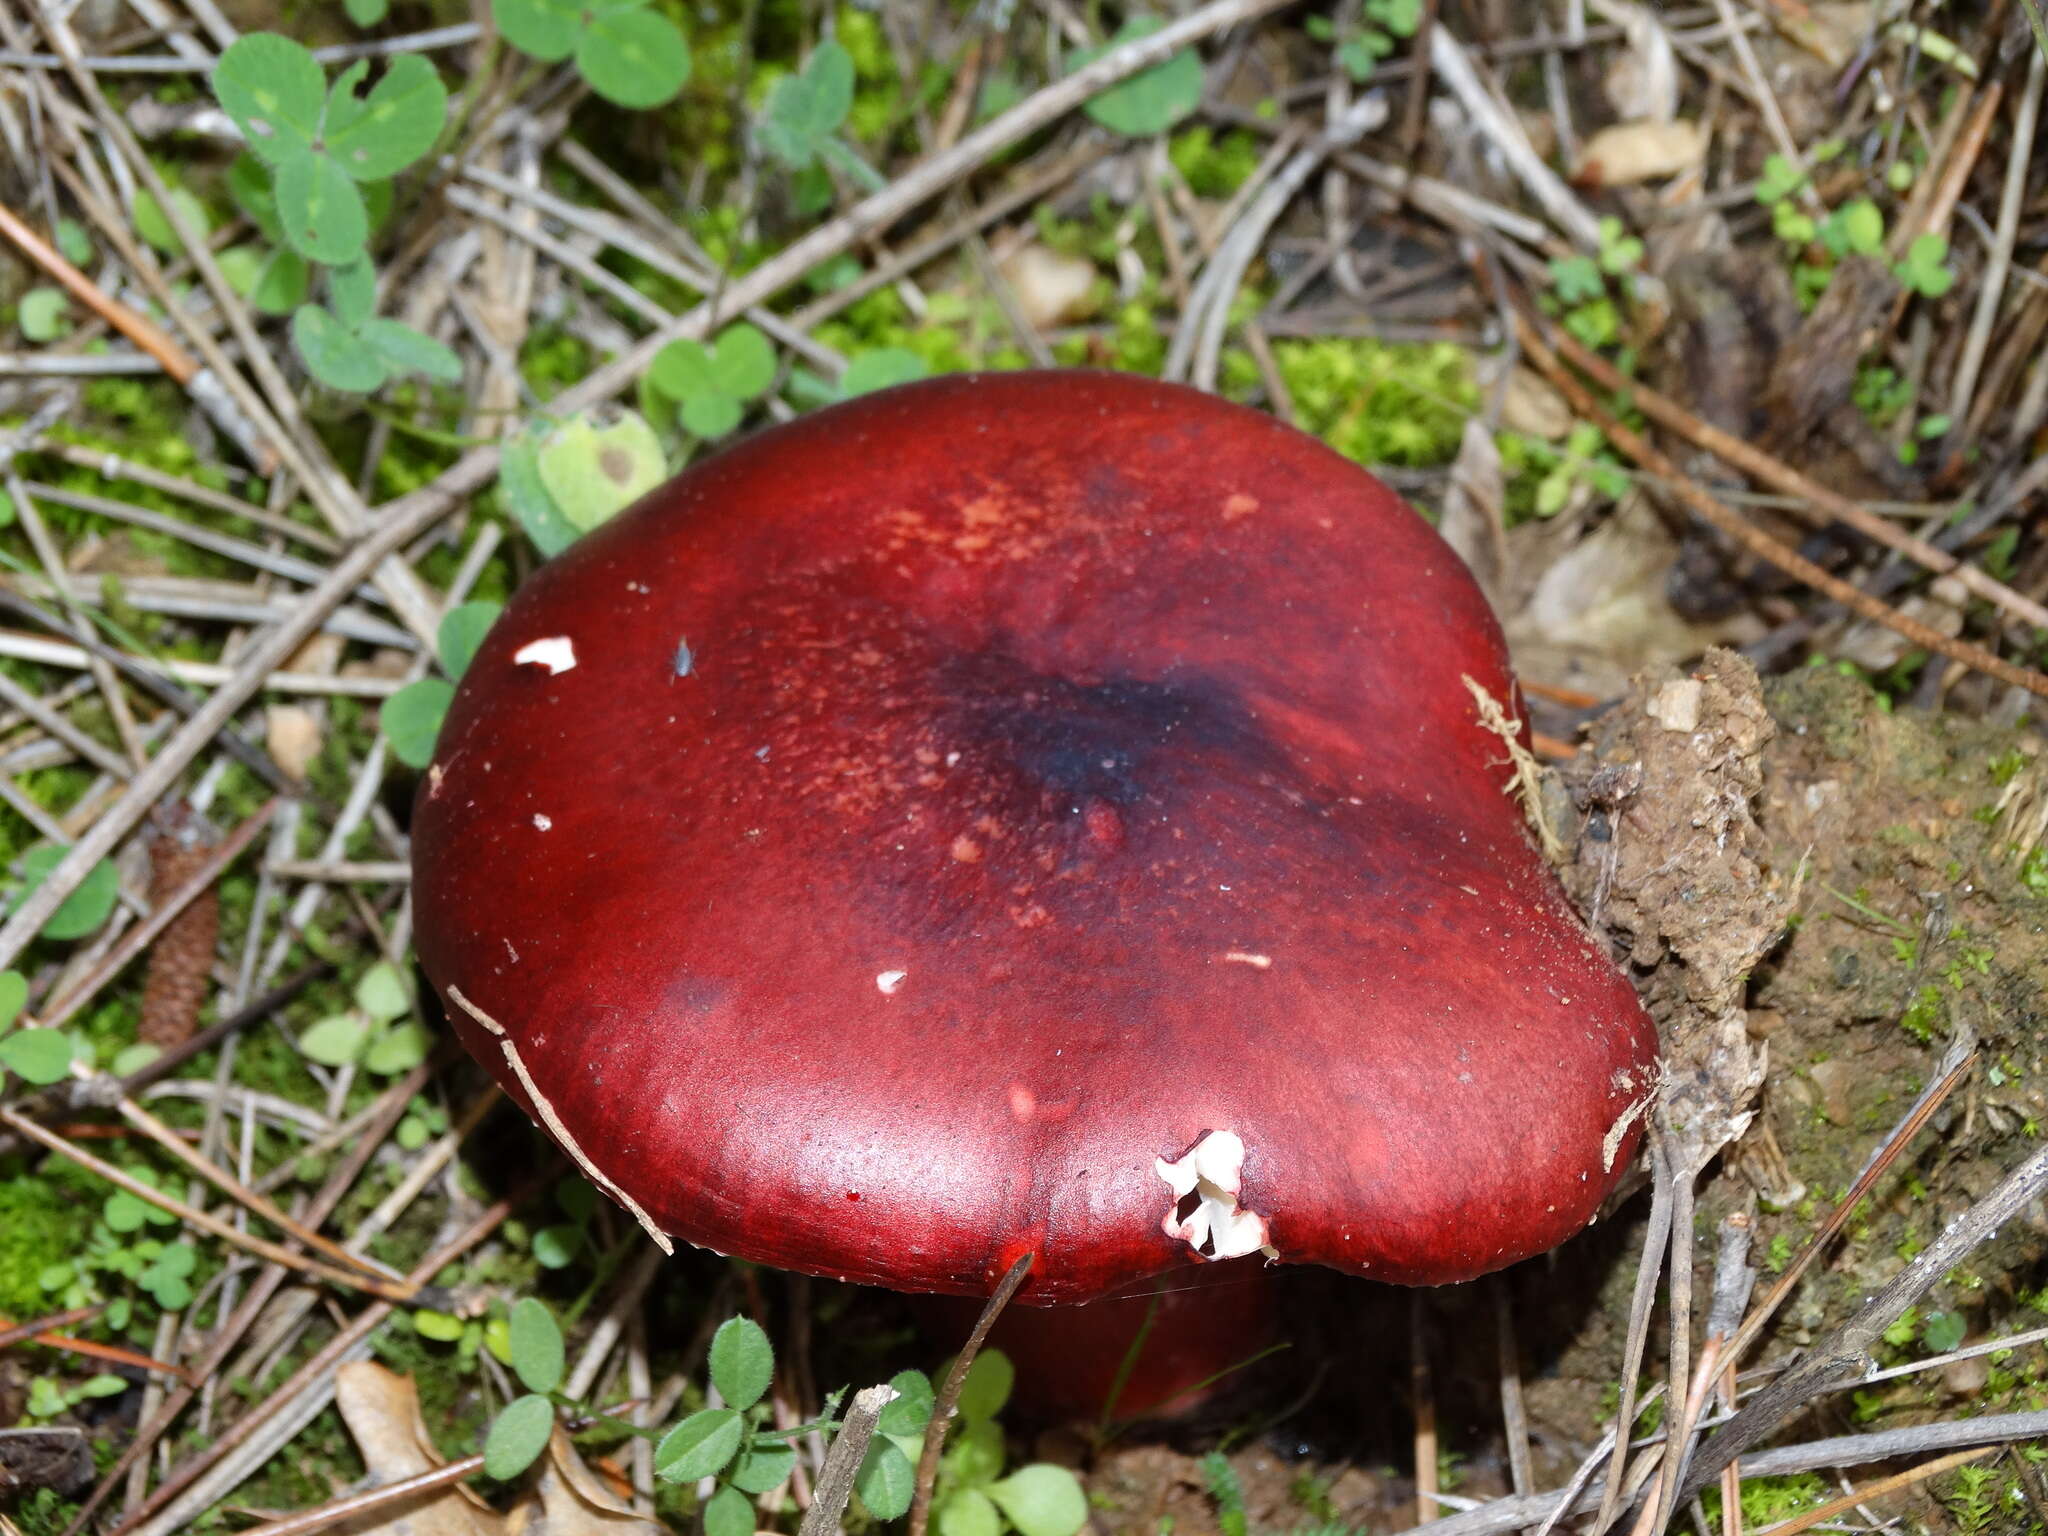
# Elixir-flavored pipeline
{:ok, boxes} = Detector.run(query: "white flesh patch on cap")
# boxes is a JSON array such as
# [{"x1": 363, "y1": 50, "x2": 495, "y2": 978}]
[
  {"x1": 513, "y1": 636, "x2": 577, "y2": 674},
  {"x1": 876, "y1": 970, "x2": 906, "y2": 995},
  {"x1": 447, "y1": 985, "x2": 673, "y2": 1254},
  {"x1": 1155, "y1": 1130, "x2": 1275, "y2": 1261},
  {"x1": 1602, "y1": 1084, "x2": 1657, "y2": 1173}
]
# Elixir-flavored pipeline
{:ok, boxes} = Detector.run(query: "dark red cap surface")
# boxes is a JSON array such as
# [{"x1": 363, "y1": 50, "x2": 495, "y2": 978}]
[{"x1": 411, "y1": 371, "x2": 1657, "y2": 1305}]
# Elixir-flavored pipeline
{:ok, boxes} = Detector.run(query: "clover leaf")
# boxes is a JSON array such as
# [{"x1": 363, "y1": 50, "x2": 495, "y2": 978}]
[
  {"x1": 536, "y1": 408, "x2": 668, "y2": 529},
  {"x1": 1754, "y1": 152, "x2": 1806, "y2": 205},
  {"x1": 292, "y1": 266, "x2": 461, "y2": 393},
  {"x1": 1895, "y1": 232, "x2": 1954, "y2": 298},
  {"x1": 649, "y1": 324, "x2": 778, "y2": 437},
  {"x1": 492, "y1": 0, "x2": 690, "y2": 108},
  {"x1": 758, "y1": 40, "x2": 856, "y2": 172},
  {"x1": 212, "y1": 34, "x2": 326, "y2": 165},
  {"x1": 324, "y1": 56, "x2": 446, "y2": 181},
  {"x1": 212, "y1": 34, "x2": 446, "y2": 265},
  {"x1": 1073, "y1": 18, "x2": 1203, "y2": 138},
  {"x1": 10, "y1": 844, "x2": 121, "y2": 941},
  {"x1": 19, "y1": 288, "x2": 70, "y2": 342},
  {"x1": 0, "y1": 1027, "x2": 73, "y2": 1086},
  {"x1": 838, "y1": 347, "x2": 928, "y2": 399}
]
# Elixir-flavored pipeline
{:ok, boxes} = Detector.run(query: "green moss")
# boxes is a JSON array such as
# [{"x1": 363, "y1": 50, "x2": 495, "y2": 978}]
[
  {"x1": 1169, "y1": 127, "x2": 1261, "y2": 197},
  {"x1": 1700, "y1": 1473, "x2": 1826, "y2": 1529},
  {"x1": 0, "y1": 1165, "x2": 96, "y2": 1314},
  {"x1": 1268, "y1": 337, "x2": 1474, "y2": 469}
]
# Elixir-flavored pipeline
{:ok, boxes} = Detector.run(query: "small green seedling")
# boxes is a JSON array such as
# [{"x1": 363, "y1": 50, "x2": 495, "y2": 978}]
[
  {"x1": 1307, "y1": 0, "x2": 1422, "y2": 79},
  {"x1": 1073, "y1": 18, "x2": 1204, "y2": 137},
  {"x1": 493, "y1": 0, "x2": 690, "y2": 109},
  {"x1": 1894, "y1": 233, "x2": 1955, "y2": 298},
  {"x1": 1527, "y1": 423, "x2": 1631, "y2": 517},
  {"x1": 296, "y1": 959, "x2": 431, "y2": 1075},
  {"x1": 0, "y1": 968, "x2": 72, "y2": 1088},
  {"x1": 380, "y1": 599, "x2": 505, "y2": 770},
  {"x1": 26, "y1": 1373, "x2": 126, "y2": 1421},
  {"x1": 910, "y1": 1351, "x2": 1089, "y2": 1536},
  {"x1": 758, "y1": 39, "x2": 878, "y2": 208},
  {"x1": 292, "y1": 258, "x2": 461, "y2": 394},
  {"x1": 19, "y1": 288, "x2": 71, "y2": 342},
  {"x1": 138, "y1": 1241, "x2": 197, "y2": 1309},
  {"x1": 1754, "y1": 152, "x2": 1807, "y2": 207},
  {"x1": 653, "y1": 1316, "x2": 802, "y2": 1536},
  {"x1": 1595, "y1": 215, "x2": 1643, "y2": 274},
  {"x1": 481, "y1": 1296, "x2": 1084, "y2": 1536},
  {"x1": 648, "y1": 324, "x2": 778, "y2": 438},
  {"x1": 1819, "y1": 198, "x2": 1885, "y2": 259}
]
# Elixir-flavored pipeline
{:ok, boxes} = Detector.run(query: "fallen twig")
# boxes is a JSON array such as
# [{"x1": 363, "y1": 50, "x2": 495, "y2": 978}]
[
  {"x1": 1542, "y1": 326, "x2": 2048, "y2": 633},
  {"x1": 1517, "y1": 316, "x2": 2048, "y2": 699}
]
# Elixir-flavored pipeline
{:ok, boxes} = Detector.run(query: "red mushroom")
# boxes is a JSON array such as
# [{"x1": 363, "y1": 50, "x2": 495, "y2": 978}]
[{"x1": 410, "y1": 371, "x2": 1657, "y2": 1399}]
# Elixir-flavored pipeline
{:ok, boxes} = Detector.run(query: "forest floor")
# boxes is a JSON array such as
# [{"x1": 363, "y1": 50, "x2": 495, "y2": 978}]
[{"x1": 1, "y1": 2, "x2": 2047, "y2": 1535}]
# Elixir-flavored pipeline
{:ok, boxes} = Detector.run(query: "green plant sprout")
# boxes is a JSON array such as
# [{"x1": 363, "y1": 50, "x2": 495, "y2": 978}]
[
  {"x1": 1895, "y1": 232, "x2": 1956, "y2": 298},
  {"x1": 1073, "y1": 18, "x2": 1204, "y2": 137},
  {"x1": 493, "y1": 0, "x2": 690, "y2": 110},
  {"x1": 380, "y1": 599, "x2": 505, "y2": 770},
  {"x1": 295, "y1": 959, "x2": 431, "y2": 1075},
  {"x1": 18, "y1": 288, "x2": 70, "y2": 342},
  {"x1": 900, "y1": 1350, "x2": 1088, "y2": 1536},
  {"x1": 209, "y1": 34, "x2": 459, "y2": 392},
  {"x1": 293, "y1": 257, "x2": 463, "y2": 395},
  {"x1": 648, "y1": 324, "x2": 779, "y2": 438},
  {"x1": 1818, "y1": 198, "x2": 1885, "y2": 259},
  {"x1": 25, "y1": 1372, "x2": 126, "y2": 1422},
  {"x1": 1517, "y1": 423, "x2": 1631, "y2": 517},
  {"x1": 759, "y1": 39, "x2": 878, "y2": 211},
  {"x1": 1306, "y1": 0, "x2": 1422, "y2": 80},
  {"x1": 1754, "y1": 152, "x2": 1808, "y2": 208}
]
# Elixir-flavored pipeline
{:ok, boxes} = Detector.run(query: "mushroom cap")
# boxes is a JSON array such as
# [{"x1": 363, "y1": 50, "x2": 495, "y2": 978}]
[{"x1": 411, "y1": 370, "x2": 1657, "y2": 1306}]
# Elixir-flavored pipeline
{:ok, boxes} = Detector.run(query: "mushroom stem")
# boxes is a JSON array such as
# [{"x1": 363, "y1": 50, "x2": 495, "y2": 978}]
[
  {"x1": 909, "y1": 1252, "x2": 1035, "y2": 1536},
  {"x1": 915, "y1": 1257, "x2": 1283, "y2": 1426}
]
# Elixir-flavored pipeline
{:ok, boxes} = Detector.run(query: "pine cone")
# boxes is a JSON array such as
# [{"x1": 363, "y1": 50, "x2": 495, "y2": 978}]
[{"x1": 139, "y1": 806, "x2": 219, "y2": 1048}]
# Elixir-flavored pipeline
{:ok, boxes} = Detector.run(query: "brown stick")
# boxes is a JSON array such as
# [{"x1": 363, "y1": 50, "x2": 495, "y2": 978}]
[
  {"x1": 1516, "y1": 318, "x2": 2048, "y2": 699},
  {"x1": 800, "y1": 1384, "x2": 900, "y2": 1536},
  {"x1": 1721, "y1": 1047, "x2": 1976, "y2": 1371},
  {"x1": 908, "y1": 1252, "x2": 1034, "y2": 1536},
  {"x1": 236, "y1": 1456, "x2": 486, "y2": 1536},
  {"x1": 0, "y1": 198, "x2": 196, "y2": 381},
  {"x1": 1753, "y1": 1447, "x2": 1994, "y2": 1536}
]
